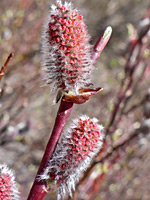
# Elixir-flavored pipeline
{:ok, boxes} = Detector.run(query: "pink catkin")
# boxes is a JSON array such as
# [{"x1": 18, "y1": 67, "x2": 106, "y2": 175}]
[
  {"x1": 0, "y1": 164, "x2": 19, "y2": 200},
  {"x1": 42, "y1": 1, "x2": 93, "y2": 94},
  {"x1": 40, "y1": 115, "x2": 104, "y2": 200}
]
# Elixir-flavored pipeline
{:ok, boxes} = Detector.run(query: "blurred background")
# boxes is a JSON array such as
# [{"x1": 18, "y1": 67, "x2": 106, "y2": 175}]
[{"x1": 0, "y1": 0, "x2": 150, "y2": 199}]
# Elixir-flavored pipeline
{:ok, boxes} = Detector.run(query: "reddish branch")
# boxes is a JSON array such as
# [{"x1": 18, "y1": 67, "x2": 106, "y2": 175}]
[
  {"x1": 0, "y1": 53, "x2": 14, "y2": 81},
  {"x1": 27, "y1": 100, "x2": 73, "y2": 200},
  {"x1": 91, "y1": 26, "x2": 112, "y2": 64}
]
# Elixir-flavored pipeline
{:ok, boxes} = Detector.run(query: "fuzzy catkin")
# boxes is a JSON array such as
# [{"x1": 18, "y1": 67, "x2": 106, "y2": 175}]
[
  {"x1": 42, "y1": 0, "x2": 93, "y2": 95},
  {"x1": 0, "y1": 164, "x2": 20, "y2": 200},
  {"x1": 40, "y1": 115, "x2": 104, "y2": 200}
]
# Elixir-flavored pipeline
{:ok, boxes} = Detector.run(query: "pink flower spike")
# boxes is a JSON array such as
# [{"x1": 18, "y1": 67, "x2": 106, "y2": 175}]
[
  {"x1": 40, "y1": 116, "x2": 104, "y2": 200},
  {"x1": 42, "y1": 0, "x2": 93, "y2": 95},
  {"x1": 0, "y1": 164, "x2": 20, "y2": 200},
  {"x1": 91, "y1": 26, "x2": 112, "y2": 64}
]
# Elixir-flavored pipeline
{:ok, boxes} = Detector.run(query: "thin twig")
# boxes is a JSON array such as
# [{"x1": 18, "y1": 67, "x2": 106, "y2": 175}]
[{"x1": 0, "y1": 53, "x2": 14, "y2": 81}]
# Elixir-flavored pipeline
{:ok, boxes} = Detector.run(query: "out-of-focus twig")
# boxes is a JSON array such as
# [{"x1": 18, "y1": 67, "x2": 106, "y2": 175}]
[
  {"x1": 106, "y1": 21, "x2": 150, "y2": 135},
  {"x1": 0, "y1": 53, "x2": 14, "y2": 81}
]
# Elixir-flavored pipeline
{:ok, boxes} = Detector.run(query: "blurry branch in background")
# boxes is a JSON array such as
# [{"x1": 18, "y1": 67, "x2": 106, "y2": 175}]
[
  {"x1": 0, "y1": 53, "x2": 14, "y2": 82},
  {"x1": 107, "y1": 13, "x2": 150, "y2": 135},
  {"x1": 70, "y1": 3, "x2": 150, "y2": 200},
  {"x1": 0, "y1": 52, "x2": 30, "y2": 144}
]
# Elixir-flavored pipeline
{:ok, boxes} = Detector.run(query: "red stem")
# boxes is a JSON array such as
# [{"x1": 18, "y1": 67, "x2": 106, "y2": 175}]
[{"x1": 27, "y1": 99, "x2": 73, "y2": 200}]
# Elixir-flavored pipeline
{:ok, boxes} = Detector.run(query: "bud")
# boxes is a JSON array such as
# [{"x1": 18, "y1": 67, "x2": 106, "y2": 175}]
[
  {"x1": 40, "y1": 115, "x2": 104, "y2": 199},
  {"x1": 42, "y1": 0, "x2": 93, "y2": 95},
  {"x1": 0, "y1": 164, "x2": 20, "y2": 200}
]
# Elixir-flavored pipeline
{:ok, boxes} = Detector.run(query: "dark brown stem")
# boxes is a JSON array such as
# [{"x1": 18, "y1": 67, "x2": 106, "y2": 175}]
[{"x1": 27, "y1": 99, "x2": 73, "y2": 200}]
